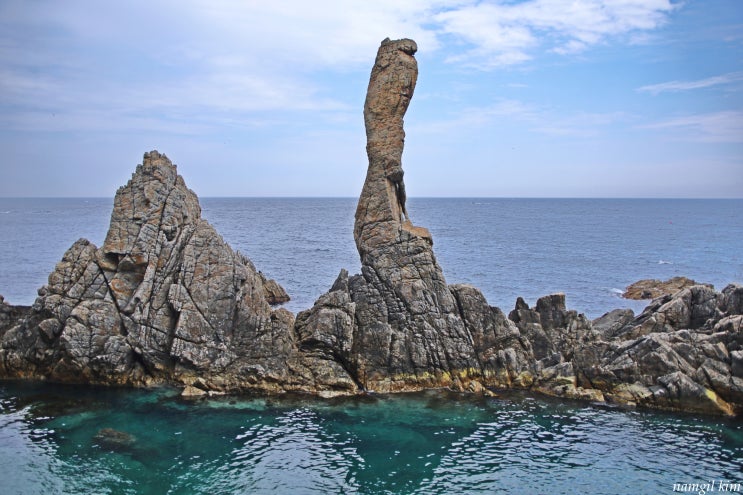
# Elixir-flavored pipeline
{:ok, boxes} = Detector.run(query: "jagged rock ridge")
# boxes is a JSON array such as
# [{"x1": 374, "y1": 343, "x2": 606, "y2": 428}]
[{"x1": 0, "y1": 151, "x2": 315, "y2": 392}]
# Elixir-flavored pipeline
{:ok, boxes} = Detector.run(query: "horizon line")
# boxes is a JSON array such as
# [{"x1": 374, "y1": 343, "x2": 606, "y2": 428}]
[{"x1": 1, "y1": 195, "x2": 742, "y2": 201}]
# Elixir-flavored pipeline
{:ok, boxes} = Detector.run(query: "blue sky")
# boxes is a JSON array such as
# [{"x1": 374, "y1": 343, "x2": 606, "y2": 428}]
[{"x1": 0, "y1": 0, "x2": 741, "y2": 198}]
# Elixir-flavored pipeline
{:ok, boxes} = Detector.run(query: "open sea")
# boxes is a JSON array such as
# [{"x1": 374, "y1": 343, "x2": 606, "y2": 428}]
[{"x1": 1, "y1": 197, "x2": 742, "y2": 494}]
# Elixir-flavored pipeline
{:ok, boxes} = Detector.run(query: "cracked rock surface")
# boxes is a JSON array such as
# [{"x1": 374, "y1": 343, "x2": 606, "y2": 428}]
[{"x1": 0, "y1": 151, "x2": 304, "y2": 392}]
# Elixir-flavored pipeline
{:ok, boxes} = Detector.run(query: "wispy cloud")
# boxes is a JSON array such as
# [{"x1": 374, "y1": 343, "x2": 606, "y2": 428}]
[
  {"x1": 641, "y1": 111, "x2": 743, "y2": 143},
  {"x1": 410, "y1": 99, "x2": 538, "y2": 133},
  {"x1": 434, "y1": 0, "x2": 677, "y2": 68},
  {"x1": 0, "y1": 0, "x2": 691, "y2": 138},
  {"x1": 637, "y1": 71, "x2": 743, "y2": 94},
  {"x1": 411, "y1": 98, "x2": 626, "y2": 138},
  {"x1": 533, "y1": 111, "x2": 629, "y2": 137}
]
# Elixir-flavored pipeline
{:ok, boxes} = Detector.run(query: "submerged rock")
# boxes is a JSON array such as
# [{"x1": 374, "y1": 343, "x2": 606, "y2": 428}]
[{"x1": 94, "y1": 428, "x2": 137, "y2": 451}]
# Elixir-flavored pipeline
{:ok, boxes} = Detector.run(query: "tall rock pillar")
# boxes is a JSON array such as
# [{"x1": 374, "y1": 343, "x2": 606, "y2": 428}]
[
  {"x1": 299, "y1": 38, "x2": 536, "y2": 393},
  {"x1": 297, "y1": 39, "x2": 490, "y2": 392}
]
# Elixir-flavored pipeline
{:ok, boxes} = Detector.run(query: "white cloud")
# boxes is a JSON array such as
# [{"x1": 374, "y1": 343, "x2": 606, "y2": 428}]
[
  {"x1": 637, "y1": 71, "x2": 743, "y2": 94},
  {"x1": 532, "y1": 111, "x2": 629, "y2": 136},
  {"x1": 173, "y1": 0, "x2": 446, "y2": 69},
  {"x1": 641, "y1": 111, "x2": 743, "y2": 143},
  {"x1": 0, "y1": 0, "x2": 687, "y2": 137},
  {"x1": 410, "y1": 98, "x2": 539, "y2": 133},
  {"x1": 411, "y1": 98, "x2": 626, "y2": 138},
  {"x1": 435, "y1": 0, "x2": 676, "y2": 68}
]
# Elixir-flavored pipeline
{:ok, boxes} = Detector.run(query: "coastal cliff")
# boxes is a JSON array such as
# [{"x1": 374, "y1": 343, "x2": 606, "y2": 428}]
[{"x1": 1, "y1": 39, "x2": 742, "y2": 415}]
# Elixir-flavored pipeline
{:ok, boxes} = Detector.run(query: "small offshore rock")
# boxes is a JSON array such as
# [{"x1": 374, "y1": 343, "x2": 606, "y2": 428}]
[{"x1": 623, "y1": 277, "x2": 712, "y2": 300}]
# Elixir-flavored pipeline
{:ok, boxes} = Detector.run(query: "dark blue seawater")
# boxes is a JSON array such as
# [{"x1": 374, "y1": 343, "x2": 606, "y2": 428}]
[
  {"x1": 1, "y1": 197, "x2": 742, "y2": 493},
  {"x1": 1, "y1": 198, "x2": 741, "y2": 318}
]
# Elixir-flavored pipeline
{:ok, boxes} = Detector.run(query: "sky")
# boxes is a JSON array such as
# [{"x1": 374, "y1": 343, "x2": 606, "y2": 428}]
[{"x1": 0, "y1": 0, "x2": 741, "y2": 198}]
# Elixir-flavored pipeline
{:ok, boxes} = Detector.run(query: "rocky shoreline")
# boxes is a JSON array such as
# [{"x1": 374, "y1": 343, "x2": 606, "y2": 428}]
[{"x1": 1, "y1": 38, "x2": 741, "y2": 416}]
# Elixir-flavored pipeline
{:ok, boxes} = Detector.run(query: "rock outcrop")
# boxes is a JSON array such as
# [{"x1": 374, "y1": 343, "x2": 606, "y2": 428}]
[
  {"x1": 577, "y1": 284, "x2": 743, "y2": 415},
  {"x1": 0, "y1": 151, "x2": 308, "y2": 392},
  {"x1": 1, "y1": 38, "x2": 742, "y2": 416},
  {"x1": 505, "y1": 284, "x2": 743, "y2": 415},
  {"x1": 623, "y1": 276, "x2": 712, "y2": 300}
]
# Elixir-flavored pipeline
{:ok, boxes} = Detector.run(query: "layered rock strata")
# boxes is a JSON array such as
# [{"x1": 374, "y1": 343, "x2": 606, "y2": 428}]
[{"x1": 1, "y1": 38, "x2": 742, "y2": 416}]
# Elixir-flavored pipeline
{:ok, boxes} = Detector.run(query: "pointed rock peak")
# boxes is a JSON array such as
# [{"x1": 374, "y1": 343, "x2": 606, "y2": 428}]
[{"x1": 103, "y1": 150, "x2": 201, "y2": 257}]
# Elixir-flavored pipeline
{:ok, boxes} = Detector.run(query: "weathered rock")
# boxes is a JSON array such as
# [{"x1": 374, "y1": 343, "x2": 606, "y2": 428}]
[
  {"x1": 297, "y1": 38, "x2": 534, "y2": 392},
  {"x1": 592, "y1": 308, "x2": 635, "y2": 340},
  {"x1": 181, "y1": 384, "x2": 208, "y2": 397},
  {"x1": 623, "y1": 276, "x2": 711, "y2": 300},
  {"x1": 260, "y1": 273, "x2": 291, "y2": 305},
  {"x1": 450, "y1": 284, "x2": 534, "y2": 387},
  {"x1": 616, "y1": 284, "x2": 722, "y2": 339},
  {"x1": 0, "y1": 151, "x2": 299, "y2": 392},
  {"x1": 574, "y1": 284, "x2": 743, "y2": 415},
  {"x1": 0, "y1": 296, "x2": 29, "y2": 336},
  {"x1": 510, "y1": 294, "x2": 596, "y2": 362}
]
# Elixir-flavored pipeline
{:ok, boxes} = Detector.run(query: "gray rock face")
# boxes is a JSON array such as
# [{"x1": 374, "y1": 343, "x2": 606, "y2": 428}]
[
  {"x1": 0, "y1": 151, "x2": 300, "y2": 392},
  {"x1": 509, "y1": 284, "x2": 743, "y2": 415},
  {"x1": 573, "y1": 284, "x2": 743, "y2": 415}
]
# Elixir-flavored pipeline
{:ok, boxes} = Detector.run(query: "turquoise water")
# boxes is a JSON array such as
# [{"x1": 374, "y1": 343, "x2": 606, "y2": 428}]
[{"x1": 1, "y1": 382, "x2": 741, "y2": 494}]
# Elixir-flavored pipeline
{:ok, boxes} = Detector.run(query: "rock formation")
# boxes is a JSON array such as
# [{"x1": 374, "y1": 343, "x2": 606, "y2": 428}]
[
  {"x1": 508, "y1": 286, "x2": 743, "y2": 415},
  {"x1": 1, "y1": 38, "x2": 742, "y2": 416},
  {"x1": 295, "y1": 38, "x2": 534, "y2": 392},
  {"x1": 0, "y1": 151, "x2": 308, "y2": 392}
]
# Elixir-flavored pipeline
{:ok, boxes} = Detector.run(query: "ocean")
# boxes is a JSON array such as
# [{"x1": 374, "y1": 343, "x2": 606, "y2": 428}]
[
  {"x1": 1, "y1": 197, "x2": 742, "y2": 494},
  {"x1": 2, "y1": 198, "x2": 742, "y2": 317}
]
